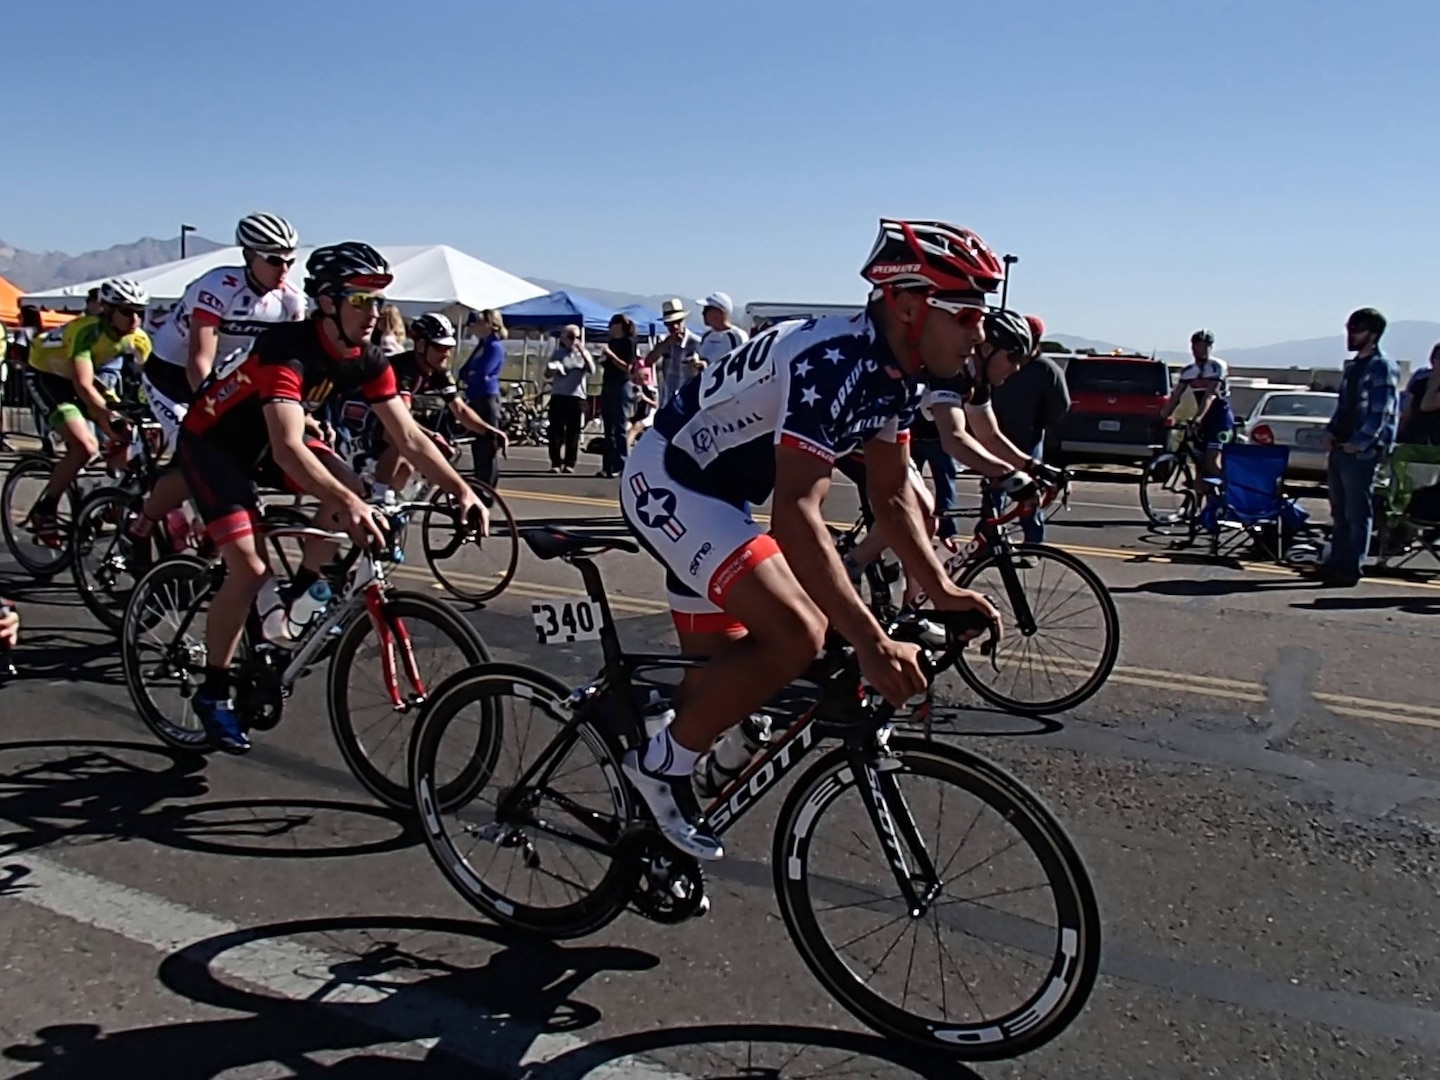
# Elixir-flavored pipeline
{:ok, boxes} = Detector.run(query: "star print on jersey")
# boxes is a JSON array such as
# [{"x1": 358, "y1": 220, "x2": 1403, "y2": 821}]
[
  {"x1": 628, "y1": 473, "x2": 687, "y2": 541},
  {"x1": 800, "y1": 386, "x2": 821, "y2": 407},
  {"x1": 795, "y1": 358, "x2": 812, "y2": 378},
  {"x1": 823, "y1": 348, "x2": 843, "y2": 363}
]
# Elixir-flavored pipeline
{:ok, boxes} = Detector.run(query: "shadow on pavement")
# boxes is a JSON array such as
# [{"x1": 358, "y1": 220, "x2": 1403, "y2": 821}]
[
  {"x1": 0, "y1": 622, "x2": 124, "y2": 687},
  {"x1": 1292, "y1": 592, "x2": 1440, "y2": 616},
  {"x1": 1109, "y1": 577, "x2": 1317, "y2": 600},
  {"x1": 0, "y1": 739, "x2": 415, "y2": 860}
]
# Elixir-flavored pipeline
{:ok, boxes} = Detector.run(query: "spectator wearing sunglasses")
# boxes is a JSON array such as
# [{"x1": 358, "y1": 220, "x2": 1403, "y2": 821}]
[{"x1": 126, "y1": 213, "x2": 306, "y2": 570}]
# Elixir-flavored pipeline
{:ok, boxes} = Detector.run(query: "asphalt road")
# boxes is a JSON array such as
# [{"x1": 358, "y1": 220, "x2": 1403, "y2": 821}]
[{"x1": 1, "y1": 442, "x2": 1438, "y2": 1080}]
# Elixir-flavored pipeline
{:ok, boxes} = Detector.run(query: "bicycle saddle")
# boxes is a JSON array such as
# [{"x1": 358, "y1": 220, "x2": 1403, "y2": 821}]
[{"x1": 521, "y1": 527, "x2": 640, "y2": 561}]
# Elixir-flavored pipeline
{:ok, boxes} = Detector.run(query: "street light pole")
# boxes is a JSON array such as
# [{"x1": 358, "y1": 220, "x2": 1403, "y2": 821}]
[
  {"x1": 1000, "y1": 253, "x2": 1019, "y2": 310},
  {"x1": 180, "y1": 224, "x2": 196, "y2": 260}
]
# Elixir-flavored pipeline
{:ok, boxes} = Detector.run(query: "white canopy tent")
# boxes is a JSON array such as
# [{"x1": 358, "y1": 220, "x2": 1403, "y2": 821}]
[{"x1": 21, "y1": 244, "x2": 547, "y2": 320}]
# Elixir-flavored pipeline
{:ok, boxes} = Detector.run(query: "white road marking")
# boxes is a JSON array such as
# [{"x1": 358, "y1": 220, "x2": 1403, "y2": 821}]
[{"x1": 7, "y1": 853, "x2": 683, "y2": 1079}]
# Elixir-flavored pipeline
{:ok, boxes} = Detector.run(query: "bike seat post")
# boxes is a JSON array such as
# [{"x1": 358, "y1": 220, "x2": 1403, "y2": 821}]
[{"x1": 568, "y1": 555, "x2": 625, "y2": 668}]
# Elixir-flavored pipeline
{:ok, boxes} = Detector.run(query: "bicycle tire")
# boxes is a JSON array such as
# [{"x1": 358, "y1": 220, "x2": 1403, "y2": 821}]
[
  {"x1": 410, "y1": 663, "x2": 636, "y2": 939},
  {"x1": 71, "y1": 486, "x2": 144, "y2": 633},
  {"x1": 2, "y1": 454, "x2": 79, "y2": 578},
  {"x1": 422, "y1": 483, "x2": 519, "y2": 603},
  {"x1": 773, "y1": 737, "x2": 1101, "y2": 1060},
  {"x1": 952, "y1": 543, "x2": 1120, "y2": 715},
  {"x1": 121, "y1": 554, "x2": 217, "y2": 751},
  {"x1": 1140, "y1": 451, "x2": 1196, "y2": 528},
  {"x1": 328, "y1": 590, "x2": 491, "y2": 810}
]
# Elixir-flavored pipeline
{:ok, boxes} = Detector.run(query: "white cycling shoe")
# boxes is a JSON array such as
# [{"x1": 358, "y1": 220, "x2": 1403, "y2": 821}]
[{"x1": 622, "y1": 749, "x2": 724, "y2": 862}]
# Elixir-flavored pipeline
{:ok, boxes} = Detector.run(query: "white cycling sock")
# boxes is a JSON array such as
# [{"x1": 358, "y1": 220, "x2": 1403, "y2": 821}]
[{"x1": 641, "y1": 728, "x2": 701, "y2": 777}]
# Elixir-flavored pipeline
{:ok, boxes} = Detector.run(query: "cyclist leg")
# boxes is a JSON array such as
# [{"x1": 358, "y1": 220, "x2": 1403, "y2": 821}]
[
  {"x1": 175, "y1": 435, "x2": 266, "y2": 753},
  {"x1": 134, "y1": 366, "x2": 194, "y2": 540},
  {"x1": 29, "y1": 383, "x2": 97, "y2": 543},
  {"x1": 620, "y1": 438, "x2": 826, "y2": 859},
  {"x1": 260, "y1": 441, "x2": 363, "y2": 587}
]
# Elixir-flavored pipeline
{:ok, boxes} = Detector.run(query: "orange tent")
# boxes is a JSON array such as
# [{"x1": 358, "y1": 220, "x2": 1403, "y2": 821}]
[{"x1": 0, "y1": 275, "x2": 78, "y2": 329}]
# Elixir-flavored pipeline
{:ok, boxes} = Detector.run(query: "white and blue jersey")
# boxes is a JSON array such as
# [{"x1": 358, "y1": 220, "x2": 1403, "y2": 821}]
[
  {"x1": 1179, "y1": 357, "x2": 1234, "y2": 445},
  {"x1": 623, "y1": 312, "x2": 922, "y2": 631}
]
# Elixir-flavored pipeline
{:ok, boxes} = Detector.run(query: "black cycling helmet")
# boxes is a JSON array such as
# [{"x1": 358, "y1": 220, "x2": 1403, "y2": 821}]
[
  {"x1": 1346, "y1": 307, "x2": 1387, "y2": 337},
  {"x1": 1191, "y1": 329, "x2": 1215, "y2": 345},
  {"x1": 410, "y1": 312, "x2": 457, "y2": 347},
  {"x1": 983, "y1": 308, "x2": 1035, "y2": 357},
  {"x1": 304, "y1": 242, "x2": 393, "y2": 299}
]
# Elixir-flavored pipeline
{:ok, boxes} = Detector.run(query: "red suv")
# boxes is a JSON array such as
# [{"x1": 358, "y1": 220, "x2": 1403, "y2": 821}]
[{"x1": 1048, "y1": 352, "x2": 1172, "y2": 464}]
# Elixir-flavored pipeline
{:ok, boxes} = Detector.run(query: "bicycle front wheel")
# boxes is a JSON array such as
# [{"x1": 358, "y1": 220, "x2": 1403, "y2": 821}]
[
  {"x1": 121, "y1": 555, "x2": 217, "y2": 750},
  {"x1": 72, "y1": 487, "x2": 144, "y2": 632},
  {"x1": 1140, "y1": 451, "x2": 1196, "y2": 528},
  {"x1": 327, "y1": 590, "x2": 490, "y2": 810},
  {"x1": 410, "y1": 663, "x2": 635, "y2": 939},
  {"x1": 773, "y1": 738, "x2": 1101, "y2": 1060},
  {"x1": 953, "y1": 543, "x2": 1119, "y2": 715},
  {"x1": 421, "y1": 484, "x2": 519, "y2": 603}
]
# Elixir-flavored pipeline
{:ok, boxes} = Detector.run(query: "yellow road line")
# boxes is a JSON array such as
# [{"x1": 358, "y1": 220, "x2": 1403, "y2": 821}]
[{"x1": 501, "y1": 485, "x2": 1440, "y2": 591}]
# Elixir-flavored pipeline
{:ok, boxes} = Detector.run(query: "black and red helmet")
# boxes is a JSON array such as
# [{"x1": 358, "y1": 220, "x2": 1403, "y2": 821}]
[
  {"x1": 304, "y1": 241, "x2": 393, "y2": 298},
  {"x1": 861, "y1": 219, "x2": 1004, "y2": 298}
]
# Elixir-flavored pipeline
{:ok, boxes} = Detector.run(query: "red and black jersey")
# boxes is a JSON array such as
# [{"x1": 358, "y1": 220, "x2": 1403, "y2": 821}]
[
  {"x1": 181, "y1": 317, "x2": 398, "y2": 463},
  {"x1": 389, "y1": 349, "x2": 460, "y2": 406}
]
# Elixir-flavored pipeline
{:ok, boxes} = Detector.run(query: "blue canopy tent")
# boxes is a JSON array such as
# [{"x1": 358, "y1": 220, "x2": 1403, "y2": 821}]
[
  {"x1": 615, "y1": 303, "x2": 667, "y2": 339},
  {"x1": 496, "y1": 290, "x2": 618, "y2": 336}
]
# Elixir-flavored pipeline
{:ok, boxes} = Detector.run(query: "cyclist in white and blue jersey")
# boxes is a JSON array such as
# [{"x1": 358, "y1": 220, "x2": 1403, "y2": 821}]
[
  {"x1": 1163, "y1": 328, "x2": 1233, "y2": 478},
  {"x1": 620, "y1": 218, "x2": 1004, "y2": 860}
]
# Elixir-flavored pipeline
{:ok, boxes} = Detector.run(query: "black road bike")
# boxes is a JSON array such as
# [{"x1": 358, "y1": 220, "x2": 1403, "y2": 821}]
[{"x1": 409, "y1": 526, "x2": 1101, "y2": 1061}]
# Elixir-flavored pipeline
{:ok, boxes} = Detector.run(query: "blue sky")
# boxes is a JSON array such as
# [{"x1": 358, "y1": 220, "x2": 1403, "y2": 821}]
[{"x1": 3, "y1": 0, "x2": 1436, "y2": 350}]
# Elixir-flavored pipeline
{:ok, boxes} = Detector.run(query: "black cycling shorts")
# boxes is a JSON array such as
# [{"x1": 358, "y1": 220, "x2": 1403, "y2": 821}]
[{"x1": 177, "y1": 433, "x2": 337, "y2": 549}]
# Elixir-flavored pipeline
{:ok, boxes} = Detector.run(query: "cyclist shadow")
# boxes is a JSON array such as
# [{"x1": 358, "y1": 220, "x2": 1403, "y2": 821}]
[
  {"x1": 1, "y1": 912, "x2": 979, "y2": 1080},
  {"x1": 0, "y1": 623, "x2": 123, "y2": 687},
  {"x1": 0, "y1": 739, "x2": 414, "y2": 862}
]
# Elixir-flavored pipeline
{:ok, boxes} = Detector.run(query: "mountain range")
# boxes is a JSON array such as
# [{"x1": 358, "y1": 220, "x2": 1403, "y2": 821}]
[{"x1": 3, "y1": 235, "x2": 1434, "y2": 369}]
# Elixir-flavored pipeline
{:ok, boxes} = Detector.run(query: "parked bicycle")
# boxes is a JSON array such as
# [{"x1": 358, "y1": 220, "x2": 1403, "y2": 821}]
[
  {"x1": 409, "y1": 525, "x2": 1101, "y2": 1061},
  {"x1": 1140, "y1": 421, "x2": 1210, "y2": 529},
  {"x1": 121, "y1": 499, "x2": 489, "y2": 808}
]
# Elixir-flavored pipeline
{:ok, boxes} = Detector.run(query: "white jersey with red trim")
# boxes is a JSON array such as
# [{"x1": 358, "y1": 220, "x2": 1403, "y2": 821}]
[
  {"x1": 149, "y1": 266, "x2": 306, "y2": 369},
  {"x1": 1178, "y1": 357, "x2": 1229, "y2": 400},
  {"x1": 651, "y1": 312, "x2": 922, "y2": 507}
]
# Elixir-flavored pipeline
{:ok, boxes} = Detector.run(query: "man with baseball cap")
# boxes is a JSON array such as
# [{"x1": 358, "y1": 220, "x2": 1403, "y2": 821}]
[
  {"x1": 653, "y1": 297, "x2": 703, "y2": 407},
  {"x1": 696, "y1": 291, "x2": 749, "y2": 372}
]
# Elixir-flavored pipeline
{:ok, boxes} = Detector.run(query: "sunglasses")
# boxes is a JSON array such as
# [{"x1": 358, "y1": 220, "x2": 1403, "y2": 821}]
[
  {"x1": 261, "y1": 254, "x2": 296, "y2": 268},
  {"x1": 925, "y1": 295, "x2": 987, "y2": 328},
  {"x1": 341, "y1": 291, "x2": 387, "y2": 311}
]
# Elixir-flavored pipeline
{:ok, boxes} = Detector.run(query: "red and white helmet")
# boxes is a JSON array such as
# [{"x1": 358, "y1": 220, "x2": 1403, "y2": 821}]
[{"x1": 861, "y1": 219, "x2": 1005, "y2": 299}]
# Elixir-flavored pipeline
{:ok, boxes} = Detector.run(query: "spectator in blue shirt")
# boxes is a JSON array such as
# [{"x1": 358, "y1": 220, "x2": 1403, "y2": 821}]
[
  {"x1": 459, "y1": 309, "x2": 508, "y2": 489},
  {"x1": 1315, "y1": 308, "x2": 1399, "y2": 586},
  {"x1": 1398, "y1": 344, "x2": 1439, "y2": 445}
]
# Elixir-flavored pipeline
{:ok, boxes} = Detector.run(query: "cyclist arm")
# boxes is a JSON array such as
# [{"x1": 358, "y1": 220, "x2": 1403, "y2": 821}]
[
  {"x1": 1161, "y1": 378, "x2": 1192, "y2": 420},
  {"x1": 863, "y1": 436, "x2": 962, "y2": 602},
  {"x1": 961, "y1": 402, "x2": 1035, "y2": 471},
  {"x1": 929, "y1": 401, "x2": 1012, "y2": 478},
  {"x1": 770, "y1": 446, "x2": 887, "y2": 652},
  {"x1": 264, "y1": 401, "x2": 361, "y2": 506},
  {"x1": 70, "y1": 358, "x2": 122, "y2": 439},
  {"x1": 186, "y1": 321, "x2": 221, "y2": 392},
  {"x1": 446, "y1": 395, "x2": 508, "y2": 443},
  {"x1": 371, "y1": 397, "x2": 473, "y2": 499}
]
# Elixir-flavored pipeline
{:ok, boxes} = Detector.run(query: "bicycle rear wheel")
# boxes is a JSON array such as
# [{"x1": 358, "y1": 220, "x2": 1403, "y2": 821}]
[
  {"x1": 421, "y1": 483, "x2": 519, "y2": 603},
  {"x1": 121, "y1": 555, "x2": 218, "y2": 750},
  {"x1": 410, "y1": 663, "x2": 635, "y2": 939},
  {"x1": 2, "y1": 454, "x2": 79, "y2": 578},
  {"x1": 952, "y1": 543, "x2": 1119, "y2": 715},
  {"x1": 773, "y1": 738, "x2": 1100, "y2": 1060}
]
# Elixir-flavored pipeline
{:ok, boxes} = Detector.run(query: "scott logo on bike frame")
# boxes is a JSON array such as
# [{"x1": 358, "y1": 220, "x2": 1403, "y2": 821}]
[{"x1": 706, "y1": 720, "x2": 818, "y2": 832}]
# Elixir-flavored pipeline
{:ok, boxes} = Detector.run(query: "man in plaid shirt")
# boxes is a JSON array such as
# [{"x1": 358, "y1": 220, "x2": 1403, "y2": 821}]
[{"x1": 1315, "y1": 308, "x2": 1399, "y2": 586}]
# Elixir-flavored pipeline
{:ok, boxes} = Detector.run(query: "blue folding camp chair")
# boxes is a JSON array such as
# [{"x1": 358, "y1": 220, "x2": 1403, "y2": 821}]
[{"x1": 1195, "y1": 443, "x2": 1309, "y2": 561}]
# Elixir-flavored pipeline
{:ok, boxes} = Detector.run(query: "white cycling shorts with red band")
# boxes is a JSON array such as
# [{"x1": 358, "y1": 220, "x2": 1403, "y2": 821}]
[{"x1": 620, "y1": 432, "x2": 781, "y2": 637}]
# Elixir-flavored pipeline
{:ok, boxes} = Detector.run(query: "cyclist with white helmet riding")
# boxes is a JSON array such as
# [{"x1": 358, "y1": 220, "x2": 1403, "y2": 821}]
[
  {"x1": 350, "y1": 312, "x2": 511, "y2": 500},
  {"x1": 24, "y1": 278, "x2": 152, "y2": 545},
  {"x1": 174, "y1": 243, "x2": 488, "y2": 754},
  {"x1": 619, "y1": 218, "x2": 1002, "y2": 860},
  {"x1": 126, "y1": 213, "x2": 306, "y2": 565},
  {"x1": 1162, "y1": 328, "x2": 1232, "y2": 479}
]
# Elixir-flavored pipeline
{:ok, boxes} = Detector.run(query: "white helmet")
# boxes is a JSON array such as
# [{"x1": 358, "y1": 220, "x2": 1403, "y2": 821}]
[
  {"x1": 236, "y1": 212, "x2": 300, "y2": 254},
  {"x1": 99, "y1": 277, "x2": 150, "y2": 311}
]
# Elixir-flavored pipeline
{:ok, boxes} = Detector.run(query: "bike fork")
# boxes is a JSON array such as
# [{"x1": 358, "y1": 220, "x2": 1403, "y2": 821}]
[
  {"x1": 363, "y1": 587, "x2": 427, "y2": 708},
  {"x1": 851, "y1": 742, "x2": 942, "y2": 917}
]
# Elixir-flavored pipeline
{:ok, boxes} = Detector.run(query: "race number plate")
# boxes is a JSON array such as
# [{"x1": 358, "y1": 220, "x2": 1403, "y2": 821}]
[{"x1": 531, "y1": 598, "x2": 601, "y2": 645}]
